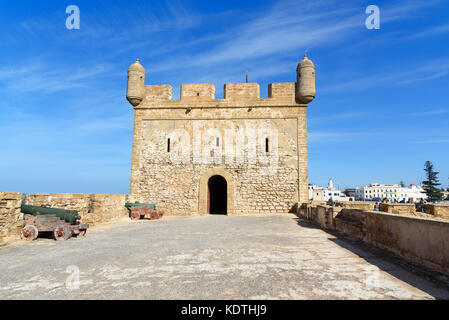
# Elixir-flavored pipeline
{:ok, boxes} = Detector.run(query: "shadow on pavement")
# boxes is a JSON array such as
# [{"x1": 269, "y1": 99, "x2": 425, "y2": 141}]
[{"x1": 294, "y1": 217, "x2": 449, "y2": 300}]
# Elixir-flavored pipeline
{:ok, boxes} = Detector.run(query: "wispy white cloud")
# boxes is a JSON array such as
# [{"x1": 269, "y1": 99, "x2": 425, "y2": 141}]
[
  {"x1": 406, "y1": 109, "x2": 449, "y2": 117},
  {"x1": 405, "y1": 23, "x2": 449, "y2": 40},
  {"x1": 0, "y1": 64, "x2": 43, "y2": 80},
  {"x1": 380, "y1": 0, "x2": 444, "y2": 23},
  {"x1": 321, "y1": 58, "x2": 449, "y2": 93},
  {"x1": 409, "y1": 139, "x2": 449, "y2": 144},
  {"x1": 152, "y1": 1, "x2": 361, "y2": 72},
  {"x1": 0, "y1": 62, "x2": 114, "y2": 93},
  {"x1": 308, "y1": 131, "x2": 369, "y2": 143},
  {"x1": 398, "y1": 71, "x2": 449, "y2": 85},
  {"x1": 309, "y1": 111, "x2": 371, "y2": 124}
]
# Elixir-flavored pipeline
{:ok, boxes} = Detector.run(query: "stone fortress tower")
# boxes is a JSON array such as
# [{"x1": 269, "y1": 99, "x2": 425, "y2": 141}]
[{"x1": 127, "y1": 55, "x2": 316, "y2": 215}]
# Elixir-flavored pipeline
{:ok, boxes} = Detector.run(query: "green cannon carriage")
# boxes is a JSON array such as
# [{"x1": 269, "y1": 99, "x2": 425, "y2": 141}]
[
  {"x1": 125, "y1": 202, "x2": 156, "y2": 210},
  {"x1": 125, "y1": 202, "x2": 163, "y2": 220},
  {"x1": 20, "y1": 204, "x2": 88, "y2": 241}
]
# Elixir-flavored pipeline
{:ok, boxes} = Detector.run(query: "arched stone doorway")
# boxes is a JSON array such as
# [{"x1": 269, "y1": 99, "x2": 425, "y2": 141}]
[
  {"x1": 208, "y1": 175, "x2": 227, "y2": 215},
  {"x1": 199, "y1": 168, "x2": 235, "y2": 215}
]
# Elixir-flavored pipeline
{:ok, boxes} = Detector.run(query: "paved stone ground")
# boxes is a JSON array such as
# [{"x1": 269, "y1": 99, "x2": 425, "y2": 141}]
[{"x1": 1, "y1": 215, "x2": 449, "y2": 300}]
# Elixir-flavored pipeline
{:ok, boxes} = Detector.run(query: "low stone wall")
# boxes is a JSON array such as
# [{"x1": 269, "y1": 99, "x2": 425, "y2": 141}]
[
  {"x1": 336, "y1": 201, "x2": 375, "y2": 211},
  {"x1": 363, "y1": 211, "x2": 449, "y2": 275},
  {"x1": 314, "y1": 206, "x2": 336, "y2": 230},
  {"x1": 334, "y1": 209, "x2": 364, "y2": 240},
  {"x1": 297, "y1": 203, "x2": 340, "y2": 230},
  {"x1": 0, "y1": 193, "x2": 132, "y2": 242},
  {"x1": 333, "y1": 209, "x2": 449, "y2": 275},
  {"x1": 298, "y1": 202, "x2": 317, "y2": 220},
  {"x1": 299, "y1": 201, "x2": 374, "y2": 217},
  {"x1": 23, "y1": 193, "x2": 92, "y2": 219},
  {"x1": 90, "y1": 194, "x2": 130, "y2": 225},
  {"x1": 310, "y1": 201, "x2": 327, "y2": 207},
  {"x1": 423, "y1": 204, "x2": 449, "y2": 219},
  {"x1": 23, "y1": 193, "x2": 130, "y2": 226},
  {"x1": 299, "y1": 204, "x2": 449, "y2": 275},
  {"x1": 379, "y1": 203, "x2": 416, "y2": 215},
  {"x1": 0, "y1": 192, "x2": 24, "y2": 243}
]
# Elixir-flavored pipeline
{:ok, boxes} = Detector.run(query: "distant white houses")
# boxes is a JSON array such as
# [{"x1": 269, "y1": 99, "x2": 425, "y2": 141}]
[
  {"x1": 308, "y1": 179, "x2": 352, "y2": 202},
  {"x1": 352, "y1": 183, "x2": 427, "y2": 202},
  {"x1": 443, "y1": 190, "x2": 449, "y2": 201},
  {"x1": 310, "y1": 181, "x2": 429, "y2": 203}
]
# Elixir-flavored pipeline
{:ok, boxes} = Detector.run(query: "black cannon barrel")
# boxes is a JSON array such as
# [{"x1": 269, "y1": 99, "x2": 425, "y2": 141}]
[{"x1": 21, "y1": 204, "x2": 80, "y2": 224}]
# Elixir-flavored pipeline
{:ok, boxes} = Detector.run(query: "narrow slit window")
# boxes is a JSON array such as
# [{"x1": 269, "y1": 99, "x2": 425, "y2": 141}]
[
  {"x1": 216, "y1": 137, "x2": 220, "y2": 147},
  {"x1": 167, "y1": 138, "x2": 171, "y2": 152},
  {"x1": 265, "y1": 138, "x2": 269, "y2": 153}
]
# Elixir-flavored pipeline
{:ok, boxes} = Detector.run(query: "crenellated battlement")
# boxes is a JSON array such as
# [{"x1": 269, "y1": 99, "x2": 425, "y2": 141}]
[
  {"x1": 181, "y1": 83, "x2": 215, "y2": 100},
  {"x1": 138, "y1": 82, "x2": 299, "y2": 107},
  {"x1": 223, "y1": 83, "x2": 260, "y2": 99},
  {"x1": 127, "y1": 56, "x2": 315, "y2": 108}
]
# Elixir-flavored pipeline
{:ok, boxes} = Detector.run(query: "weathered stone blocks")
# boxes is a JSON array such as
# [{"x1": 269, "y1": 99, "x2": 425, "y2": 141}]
[{"x1": 0, "y1": 192, "x2": 23, "y2": 243}]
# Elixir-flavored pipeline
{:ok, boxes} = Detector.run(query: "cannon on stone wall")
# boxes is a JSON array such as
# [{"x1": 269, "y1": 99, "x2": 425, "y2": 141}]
[
  {"x1": 20, "y1": 204, "x2": 88, "y2": 241},
  {"x1": 125, "y1": 202, "x2": 164, "y2": 220}
]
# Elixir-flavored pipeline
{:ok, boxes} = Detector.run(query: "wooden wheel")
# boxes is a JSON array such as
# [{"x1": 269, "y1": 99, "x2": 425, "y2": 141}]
[
  {"x1": 131, "y1": 212, "x2": 141, "y2": 220},
  {"x1": 54, "y1": 226, "x2": 71, "y2": 241},
  {"x1": 21, "y1": 225, "x2": 38, "y2": 241}
]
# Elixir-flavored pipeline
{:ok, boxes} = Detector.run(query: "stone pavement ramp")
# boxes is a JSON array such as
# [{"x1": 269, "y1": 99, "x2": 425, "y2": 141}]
[{"x1": 0, "y1": 215, "x2": 448, "y2": 300}]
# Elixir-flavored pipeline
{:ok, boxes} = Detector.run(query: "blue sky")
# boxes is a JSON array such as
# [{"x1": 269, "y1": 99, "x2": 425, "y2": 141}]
[{"x1": 0, "y1": 0, "x2": 448, "y2": 194}]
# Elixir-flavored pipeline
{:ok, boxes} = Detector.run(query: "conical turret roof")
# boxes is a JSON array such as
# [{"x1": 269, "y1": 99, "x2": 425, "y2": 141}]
[
  {"x1": 298, "y1": 54, "x2": 315, "y2": 69},
  {"x1": 129, "y1": 59, "x2": 145, "y2": 72}
]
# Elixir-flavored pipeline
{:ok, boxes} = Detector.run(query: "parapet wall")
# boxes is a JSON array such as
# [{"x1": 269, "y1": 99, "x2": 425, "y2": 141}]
[
  {"x1": 0, "y1": 192, "x2": 23, "y2": 243},
  {"x1": 181, "y1": 83, "x2": 215, "y2": 100},
  {"x1": 224, "y1": 83, "x2": 260, "y2": 99},
  {"x1": 0, "y1": 192, "x2": 131, "y2": 243},
  {"x1": 379, "y1": 203, "x2": 416, "y2": 215},
  {"x1": 378, "y1": 203, "x2": 449, "y2": 219},
  {"x1": 423, "y1": 203, "x2": 449, "y2": 219},
  {"x1": 298, "y1": 205, "x2": 449, "y2": 275},
  {"x1": 142, "y1": 82, "x2": 297, "y2": 104},
  {"x1": 23, "y1": 193, "x2": 130, "y2": 226},
  {"x1": 336, "y1": 201, "x2": 375, "y2": 211},
  {"x1": 362, "y1": 210, "x2": 449, "y2": 275}
]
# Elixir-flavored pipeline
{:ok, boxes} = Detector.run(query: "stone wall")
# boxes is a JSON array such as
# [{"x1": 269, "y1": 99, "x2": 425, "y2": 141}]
[
  {"x1": 301, "y1": 207, "x2": 449, "y2": 276},
  {"x1": 0, "y1": 192, "x2": 146, "y2": 242},
  {"x1": 298, "y1": 201, "x2": 375, "y2": 220},
  {"x1": 130, "y1": 73, "x2": 312, "y2": 216},
  {"x1": 90, "y1": 194, "x2": 130, "y2": 225},
  {"x1": 379, "y1": 203, "x2": 416, "y2": 215},
  {"x1": 334, "y1": 209, "x2": 364, "y2": 240},
  {"x1": 423, "y1": 204, "x2": 449, "y2": 219},
  {"x1": 362, "y1": 211, "x2": 449, "y2": 275},
  {"x1": 23, "y1": 193, "x2": 92, "y2": 219},
  {"x1": 268, "y1": 83, "x2": 296, "y2": 99},
  {"x1": 131, "y1": 106, "x2": 308, "y2": 215},
  {"x1": 336, "y1": 201, "x2": 375, "y2": 211},
  {"x1": 297, "y1": 203, "x2": 340, "y2": 230},
  {"x1": 310, "y1": 201, "x2": 327, "y2": 207},
  {"x1": 23, "y1": 193, "x2": 130, "y2": 226},
  {"x1": 0, "y1": 192, "x2": 24, "y2": 244}
]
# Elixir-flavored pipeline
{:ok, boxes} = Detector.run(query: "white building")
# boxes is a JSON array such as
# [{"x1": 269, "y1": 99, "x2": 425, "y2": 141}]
[
  {"x1": 354, "y1": 183, "x2": 427, "y2": 202},
  {"x1": 398, "y1": 184, "x2": 427, "y2": 203},
  {"x1": 309, "y1": 179, "x2": 351, "y2": 202}
]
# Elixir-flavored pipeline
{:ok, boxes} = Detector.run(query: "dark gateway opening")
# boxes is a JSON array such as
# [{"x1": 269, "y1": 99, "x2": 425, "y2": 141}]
[{"x1": 208, "y1": 175, "x2": 227, "y2": 215}]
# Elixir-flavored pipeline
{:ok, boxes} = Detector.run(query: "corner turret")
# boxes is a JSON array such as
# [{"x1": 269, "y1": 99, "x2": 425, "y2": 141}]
[
  {"x1": 296, "y1": 55, "x2": 316, "y2": 104},
  {"x1": 126, "y1": 59, "x2": 146, "y2": 107}
]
